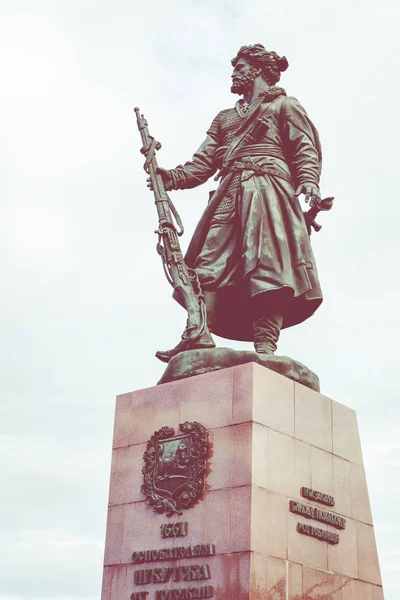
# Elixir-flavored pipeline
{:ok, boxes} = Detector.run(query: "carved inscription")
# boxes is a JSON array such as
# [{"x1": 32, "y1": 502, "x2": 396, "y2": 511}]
[
  {"x1": 134, "y1": 564, "x2": 211, "y2": 586},
  {"x1": 130, "y1": 587, "x2": 214, "y2": 600},
  {"x1": 154, "y1": 586, "x2": 214, "y2": 599},
  {"x1": 297, "y1": 522, "x2": 339, "y2": 545},
  {"x1": 289, "y1": 500, "x2": 346, "y2": 530},
  {"x1": 132, "y1": 543, "x2": 215, "y2": 564},
  {"x1": 133, "y1": 470, "x2": 215, "y2": 599},
  {"x1": 160, "y1": 522, "x2": 188, "y2": 538},
  {"x1": 301, "y1": 486, "x2": 335, "y2": 507}
]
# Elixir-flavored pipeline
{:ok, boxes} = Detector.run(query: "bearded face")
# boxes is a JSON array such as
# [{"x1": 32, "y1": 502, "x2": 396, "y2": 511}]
[{"x1": 230, "y1": 60, "x2": 258, "y2": 95}]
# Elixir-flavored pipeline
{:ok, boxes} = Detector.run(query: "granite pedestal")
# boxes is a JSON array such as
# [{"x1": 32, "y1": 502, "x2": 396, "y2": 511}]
[{"x1": 101, "y1": 362, "x2": 383, "y2": 599}]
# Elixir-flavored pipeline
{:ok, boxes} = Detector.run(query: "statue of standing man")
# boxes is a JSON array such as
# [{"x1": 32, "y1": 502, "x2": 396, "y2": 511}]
[{"x1": 146, "y1": 44, "x2": 326, "y2": 362}]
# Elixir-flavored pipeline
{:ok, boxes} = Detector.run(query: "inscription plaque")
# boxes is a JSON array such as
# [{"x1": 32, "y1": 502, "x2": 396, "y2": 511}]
[
  {"x1": 134, "y1": 564, "x2": 211, "y2": 586},
  {"x1": 289, "y1": 500, "x2": 346, "y2": 529},
  {"x1": 154, "y1": 586, "x2": 214, "y2": 599},
  {"x1": 132, "y1": 543, "x2": 216, "y2": 564},
  {"x1": 301, "y1": 486, "x2": 335, "y2": 507},
  {"x1": 130, "y1": 591, "x2": 214, "y2": 600},
  {"x1": 297, "y1": 522, "x2": 339, "y2": 545},
  {"x1": 141, "y1": 422, "x2": 208, "y2": 516},
  {"x1": 160, "y1": 522, "x2": 188, "y2": 538}
]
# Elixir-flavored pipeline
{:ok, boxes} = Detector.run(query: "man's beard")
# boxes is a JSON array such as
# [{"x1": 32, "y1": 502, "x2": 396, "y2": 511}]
[{"x1": 230, "y1": 71, "x2": 257, "y2": 95}]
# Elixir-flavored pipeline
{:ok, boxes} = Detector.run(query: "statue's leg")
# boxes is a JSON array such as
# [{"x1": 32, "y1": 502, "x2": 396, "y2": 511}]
[
  {"x1": 155, "y1": 296, "x2": 216, "y2": 364},
  {"x1": 204, "y1": 290, "x2": 218, "y2": 332},
  {"x1": 253, "y1": 312, "x2": 283, "y2": 354},
  {"x1": 251, "y1": 289, "x2": 287, "y2": 354},
  {"x1": 156, "y1": 192, "x2": 238, "y2": 363}
]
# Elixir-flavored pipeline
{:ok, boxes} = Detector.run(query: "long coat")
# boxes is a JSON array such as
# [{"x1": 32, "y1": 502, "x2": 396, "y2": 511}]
[{"x1": 169, "y1": 89, "x2": 323, "y2": 342}]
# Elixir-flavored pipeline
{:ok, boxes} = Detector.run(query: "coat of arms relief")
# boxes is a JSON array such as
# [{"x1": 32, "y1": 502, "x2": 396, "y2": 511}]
[{"x1": 141, "y1": 421, "x2": 208, "y2": 517}]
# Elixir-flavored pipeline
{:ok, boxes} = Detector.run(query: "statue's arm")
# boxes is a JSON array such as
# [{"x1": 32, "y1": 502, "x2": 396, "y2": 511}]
[
  {"x1": 167, "y1": 134, "x2": 219, "y2": 190},
  {"x1": 280, "y1": 97, "x2": 322, "y2": 201}
]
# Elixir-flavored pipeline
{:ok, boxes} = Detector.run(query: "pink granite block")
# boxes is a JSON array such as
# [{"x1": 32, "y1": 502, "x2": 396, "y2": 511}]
[
  {"x1": 371, "y1": 585, "x2": 384, "y2": 600},
  {"x1": 206, "y1": 426, "x2": 235, "y2": 490},
  {"x1": 332, "y1": 400, "x2": 363, "y2": 464},
  {"x1": 103, "y1": 368, "x2": 384, "y2": 600},
  {"x1": 101, "y1": 565, "x2": 129, "y2": 600},
  {"x1": 121, "y1": 501, "x2": 178, "y2": 565},
  {"x1": 109, "y1": 443, "x2": 147, "y2": 506},
  {"x1": 203, "y1": 488, "x2": 232, "y2": 554},
  {"x1": 311, "y1": 445, "x2": 334, "y2": 497},
  {"x1": 266, "y1": 429, "x2": 311, "y2": 498},
  {"x1": 174, "y1": 494, "x2": 205, "y2": 547},
  {"x1": 288, "y1": 562, "x2": 303, "y2": 599},
  {"x1": 129, "y1": 384, "x2": 180, "y2": 445},
  {"x1": 293, "y1": 438, "x2": 312, "y2": 497},
  {"x1": 260, "y1": 489, "x2": 289, "y2": 559},
  {"x1": 288, "y1": 509, "x2": 328, "y2": 570},
  {"x1": 252, "y1": 423, "x2": 268, "y2": 489},
  {"x1": 333, "y1": 454, "x2": 351, "y2": 518},
  {"x1": 266, "y1": 555, "x2": 286, "y2": 599},
  {"x1": 143, "y1": 492, "x2": 206, "y2": 550},
  {"x1": 209, "y1": 552, "x2": 251, "y2": 600},
  {"x1": 122, "y1": 501, "x2": 149, "y2": 555},
  {"x1": 129, "y1": 554, "x2": 225, "y2": 598},
  {"x1": 113, "y1": 393, "x2": 133, "y2": 449},
  {"x1": 328, "y1": 517, "x2": 358, "y2": 578},
  {"x1": 250, "y1": 552, "x2": 268, "y2": 599},
  {"x1": 233, "y1": 422, "x2": 253, "y2": 486},
  {"x1": 250, "y1": 486, "x2": 269, "y2": 556},
  {"x1": 229, "y1": 552, "x2": 252, "y2": 599},
  {"x1": 125, "y1": 560, "x2": 173, "y2": 598},
  {"x1": 233, "y1": 362, "x2": 254, "y2": 424},
  {"x1": 295, "y1": 383, "x2": 332, "y2": 452},
  {"x1": 302, "y1": 567, "x2": 345, "y2": 599},
  {"x1": 251, "y1": 487, "x2": 288, "y2": 559},
  {"x1": 253, "y1": 363, "x2": 295, "y2": 436},
  {"x1": 357, "y1": 522, "x2": 382, "y2": 585},
  {"x1": 350, "y1": 463, "x2": 373, "y2": 524},
  {"x1": 104, "y1": 505, "x2": 124, "y2": 566},
  {"x1": 230, "y1": 485, "x2": 252, "y2": 552},
  {"x1": 179, "y1": 368, "x2": 234, "y2": 429},
  {"x1": 264, "y1": 428, "x2": 294, "y2": 497},
  {"x1": 342, "y1": 578, "x2": 372, "y2": 600},
  {"x1": 207, "y1": 422, "x2": 252, "y2": 490}
]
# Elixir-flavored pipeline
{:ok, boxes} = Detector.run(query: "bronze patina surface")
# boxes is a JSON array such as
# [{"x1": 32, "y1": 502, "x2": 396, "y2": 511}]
[{"x1": 136, "y1": 44, "x2": 332, "y2": 366}]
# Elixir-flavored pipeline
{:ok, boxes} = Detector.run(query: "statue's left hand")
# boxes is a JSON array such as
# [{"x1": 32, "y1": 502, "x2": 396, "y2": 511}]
[
  {"x1": 295, "y1": 183, "x2": 321, "y2": 208},
  {"x1": 147, "y1": 167, "x2": 173, "y2": 192}
]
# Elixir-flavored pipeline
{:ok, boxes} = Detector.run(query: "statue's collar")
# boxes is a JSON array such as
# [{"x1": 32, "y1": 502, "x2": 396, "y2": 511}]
[
  {"x1": 258, "y1": 86, "x2": 287, "y2": 102},
  {"x1": 236, "y1": 86, "x2": 286, "y2": 116}
]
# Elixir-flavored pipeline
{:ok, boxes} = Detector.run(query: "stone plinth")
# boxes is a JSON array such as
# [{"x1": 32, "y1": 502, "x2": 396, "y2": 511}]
[{"x1": 101, "y1": 363, "x2": 384, "y2": 599}]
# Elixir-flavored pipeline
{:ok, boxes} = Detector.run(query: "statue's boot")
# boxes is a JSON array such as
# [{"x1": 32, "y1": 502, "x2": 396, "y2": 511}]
[
  {"x1": 156, "y1": 291, "x2": 217, "y2": 363},
  {"x1": 155, "y1": 324, "x2": 215, "y2": 363},
  {"x1": 253, "y1": 313, "x2": 283, "y2": 354}
]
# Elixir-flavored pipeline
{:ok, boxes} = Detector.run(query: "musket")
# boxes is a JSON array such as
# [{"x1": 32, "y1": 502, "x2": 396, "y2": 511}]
[
  {"x1": 134, "y1": 108, "x2": 209, "y2": 360},
  {"x1": 303, "y1": 196, "x2": 334, "y2": 235}
]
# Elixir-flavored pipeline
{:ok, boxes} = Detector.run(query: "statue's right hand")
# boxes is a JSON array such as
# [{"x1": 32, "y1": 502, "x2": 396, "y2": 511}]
[{"x1": 147, "y1": 167, "x2": 173, "y2": 192}]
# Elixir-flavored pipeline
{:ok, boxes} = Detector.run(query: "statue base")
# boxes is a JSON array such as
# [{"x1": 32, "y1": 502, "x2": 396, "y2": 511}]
[
  {"x1": 101, "y1": 363, "x2": 384, "y2": 599},
  {"x1": 158, "y1": 347, "x2": 320, "y2": 392}
]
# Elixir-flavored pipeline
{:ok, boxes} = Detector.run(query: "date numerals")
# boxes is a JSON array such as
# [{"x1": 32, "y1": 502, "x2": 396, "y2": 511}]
[{"x1": 160, "y1": 522, "x2": 188, "y2": 539}]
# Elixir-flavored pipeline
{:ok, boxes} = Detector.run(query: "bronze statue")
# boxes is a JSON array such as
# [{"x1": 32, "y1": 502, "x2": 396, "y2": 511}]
[{"x1": 136, "y1": 44, "x2": 332, "y2": 363}]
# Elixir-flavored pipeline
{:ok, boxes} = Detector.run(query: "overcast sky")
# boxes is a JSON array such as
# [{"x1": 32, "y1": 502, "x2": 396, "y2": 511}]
[{"x1": 0, "y1": 0, "x2": 399, "y2": 598}]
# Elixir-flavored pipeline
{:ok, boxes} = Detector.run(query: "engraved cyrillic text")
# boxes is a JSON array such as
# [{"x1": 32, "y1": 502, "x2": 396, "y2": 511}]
[{"x1": 134, "y1": 564, "x2": 211, "y2": 586}]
